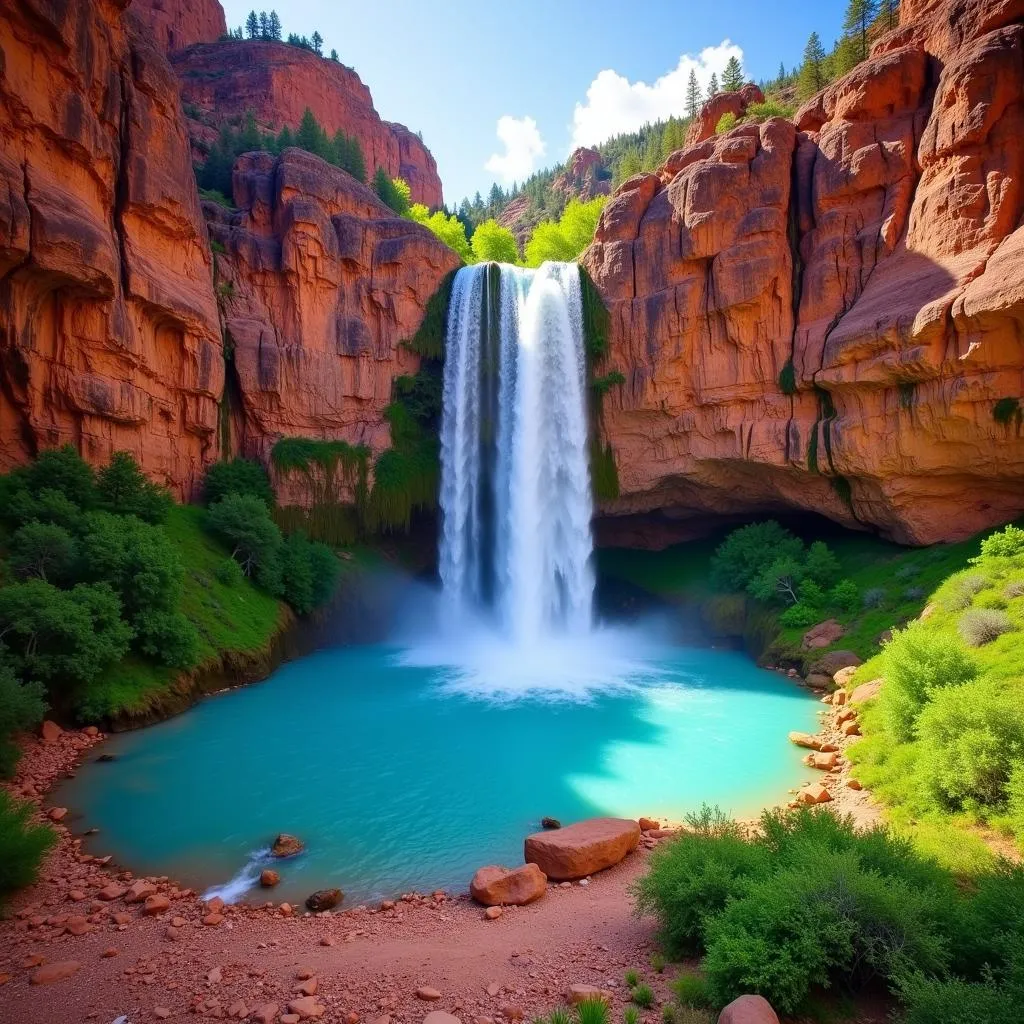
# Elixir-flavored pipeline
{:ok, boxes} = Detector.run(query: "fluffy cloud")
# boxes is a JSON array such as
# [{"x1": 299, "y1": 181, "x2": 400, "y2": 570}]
[
  {"x1": 485, "y1": 115, "x2": 546, "y2": 185},
  {"x1": 570, "y1": 41, "x2": 744, "y2": 150}
]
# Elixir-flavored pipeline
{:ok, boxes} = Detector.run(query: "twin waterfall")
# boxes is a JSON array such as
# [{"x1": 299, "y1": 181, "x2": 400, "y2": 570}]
[{"x1": 439, "y1": 262, "x2": 595, "y2": 643}]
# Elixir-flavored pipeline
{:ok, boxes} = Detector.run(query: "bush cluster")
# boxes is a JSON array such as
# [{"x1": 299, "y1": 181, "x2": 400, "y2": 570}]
[
  {"x1": 202, "y1": 465, "x2": 339, "y2": 615},
  {"x1": 0, "y1": 447, "x2": 197, "y2": 769},
  {"x1": 634, "y1": 805, "x2": 1024, "y2": 1017},
  {"x1": 710, "y1": 520, "x2": 855, "y2": 622}
]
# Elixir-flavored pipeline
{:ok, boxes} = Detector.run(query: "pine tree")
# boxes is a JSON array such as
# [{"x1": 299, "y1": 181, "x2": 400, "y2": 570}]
[
  {"x1": 311, "y1": 31, "x2": 323, "y2": 56},
  {"x1": 258, "y1": 11, "x2": 269, "y2": 38},
  {"x1": 239, "y1": 110, "x2": 261, "y2": 153},
  {"x1": 276, "y1": 125, "x2": 294, "y2": 150},
  {"x1": 330, "y1": 49, "x2": 339, "y2": 62},
  {"x1": 268, "y1": 11, "x2": 282, "y2": 40},
  {"x1": 296, "y1": 108, "x2": 328, "y2": 159},
  {"x1": 844, "y1": 0, "x2": 880, "y2": 64},
  {"x1": 777, "y1": 61, "x2": 787, "y2": 85},
  {"x1": 878, "y1": 0, "x2": 899, "y2": 30},
  {"x1": 722, "y1": 56, "x2": 744, "y2": 92},
  {"x1": 245, "y1": 10, "x2": 259, "y2": 39},
  {"x1": 707, "y1": 72, "x2": 719, "y2": 99},
  {"x1": 799, "y1": 32, "x2": 827, "y2": 99},
  {"x1": 685, "y1": 69, "x2": 701, "y2": 119}
]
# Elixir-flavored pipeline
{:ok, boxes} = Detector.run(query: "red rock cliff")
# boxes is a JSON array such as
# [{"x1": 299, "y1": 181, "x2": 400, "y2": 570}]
[
  {"x1": 584, "y1": 0, "x2": 1024, "y2": 546},
  {"x1": 172, "y1": 40, "x2": 444, "y2": 208},
  {"x1": 205, "y1": 149, "x2": 460, "y2": 500},
  {"x1": 131, "y1": 0, "x2": 226, "y2": 53},
  {"x1": 0, "y1": 0, "x2": 224, "y2": 497}
]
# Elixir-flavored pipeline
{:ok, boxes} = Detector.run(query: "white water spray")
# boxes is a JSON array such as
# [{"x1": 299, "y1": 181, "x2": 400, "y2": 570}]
[{"x1": 439, "y1": 262, "x2": 595, "y2": 643}]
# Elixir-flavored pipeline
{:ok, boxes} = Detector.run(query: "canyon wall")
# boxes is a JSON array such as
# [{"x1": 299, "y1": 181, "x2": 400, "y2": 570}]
[
  {"x1": 171, "y1": 41, "x2": 444, "y2": 208},
  {"x1": 206, "y1": 149, "x2": 460, "y2": 499},
  {"x1": 585, "y1": 0, "x2": 1024, "y2": 545},
  {"x1": 0, "y1": 0, "x2": 224, "y2": 498},
  {"x1": 132, "y1": 0, "x2": 226, "y2": 53}
]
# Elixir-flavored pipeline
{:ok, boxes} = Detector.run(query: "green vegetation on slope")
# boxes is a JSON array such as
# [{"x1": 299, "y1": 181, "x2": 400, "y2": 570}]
[{"x1": 635, "y1": 804, "x2": 1024, "y2": 1020}]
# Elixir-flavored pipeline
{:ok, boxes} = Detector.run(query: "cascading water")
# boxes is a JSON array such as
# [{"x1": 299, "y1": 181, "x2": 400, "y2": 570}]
[{"x1": 439, "y1": 262, "x2": 595, "y2": 643}]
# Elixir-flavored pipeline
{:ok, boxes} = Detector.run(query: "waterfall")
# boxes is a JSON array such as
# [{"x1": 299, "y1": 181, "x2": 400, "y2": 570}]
[{"x1": 439, "y1": 262, "x2": 595, "y2": 643}]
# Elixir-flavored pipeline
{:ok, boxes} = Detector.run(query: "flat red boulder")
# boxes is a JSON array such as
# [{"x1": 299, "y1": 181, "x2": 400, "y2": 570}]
[
  {"x1": 470, "y1": 864, "x2": 547, "y2": 906},
  {"x1": 524, "y1": 817, "x2": 640, "y2": 881},
  {"x1": 717, "y1": 994, "x2": 779, "y2": 1024}
]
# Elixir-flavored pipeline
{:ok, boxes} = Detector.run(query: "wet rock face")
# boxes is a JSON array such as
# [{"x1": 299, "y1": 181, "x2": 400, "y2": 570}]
[
  {"x1": 171, "y1": 40, "x2": 443, "y2": 207},
  {"x1": 585, "y1": 0, "x2": 1024, "y2": 546},
  {"x1": 206, "y1": 149, "x2": 460, "y2": 506},
  {"x1": 131, "y1": 0, "x2": 227, "y2": 53},
  {"x1": 0, "y1": 0, "x2": 223, "y2": 498}
]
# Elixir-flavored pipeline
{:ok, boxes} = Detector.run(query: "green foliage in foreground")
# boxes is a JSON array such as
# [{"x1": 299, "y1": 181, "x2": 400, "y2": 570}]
[
  {"x1": 848, "y1": 522, "x2": 1024, "y2": 854},
  {"x1": 0, "y1": 667, "x2": 45, "y2": 778},
  {"x1": 0, "y1": 790, "x2": 56, "y2": 906},
  {"x1": 634, "y1": 805, "x2": 1024, "y2": 1017}
]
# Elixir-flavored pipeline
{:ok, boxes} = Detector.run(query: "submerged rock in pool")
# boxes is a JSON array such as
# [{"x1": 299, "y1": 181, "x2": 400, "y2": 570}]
[
  {"x1": 540, "y1": 817, "x2": 561, "y2": 829},
  {"x1": 305, "y1": 888, "x2": 342, "y2": 912},
  {"x1": 271, "y1": 833, "x2": 304, "y2": 858},
  {"x1": 470, "y1": 864, "x2": 547, "y2": 906},
  {"x1": 525, "y1": 817, "x2": 640, "y2": 881},
  {"x1": 260, "y1": 869, "x2": 280, "y2": 887}
]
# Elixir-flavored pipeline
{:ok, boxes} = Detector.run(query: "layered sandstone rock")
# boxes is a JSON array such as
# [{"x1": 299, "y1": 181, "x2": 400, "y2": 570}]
[
  {"x1": 523, "y1": 818, "x2": 641, "y2": 880},
  {"x1": 552, "y1": 147, "x2": 612, "y2": 200},
  {"x1": 685, "y1": 83, "x2": 765, "y2": 148},
  {"x1": 132, "y1": 0, "x2": 226, "y2": 53},
  {"x1": 0, "y1": 0, "x2": 223, "y2": 496},
  {"x1": 172, "y1": 41, "x2": 443, "y2": 207},
  {"x1": 206, "y1": 149, "x2": 460, "y2": 501},
  {"x1": 586, "y1": 0, "x2": 1024, "y2": 545}
]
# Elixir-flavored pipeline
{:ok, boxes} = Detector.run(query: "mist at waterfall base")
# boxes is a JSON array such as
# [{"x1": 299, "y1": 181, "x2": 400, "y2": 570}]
[{"x1": 55, "y1": 263, "x2": 820, "y2": 905}]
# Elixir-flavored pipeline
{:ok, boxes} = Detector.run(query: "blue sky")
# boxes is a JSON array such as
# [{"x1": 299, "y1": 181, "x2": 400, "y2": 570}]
[{"x1": 220, "y1": 1, "x2": 848, "y2": 205}]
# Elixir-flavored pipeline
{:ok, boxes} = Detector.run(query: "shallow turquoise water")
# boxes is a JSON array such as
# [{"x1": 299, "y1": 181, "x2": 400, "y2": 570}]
[{"x1": 58, "y1": 634, "x2": 818, "y2": 905}]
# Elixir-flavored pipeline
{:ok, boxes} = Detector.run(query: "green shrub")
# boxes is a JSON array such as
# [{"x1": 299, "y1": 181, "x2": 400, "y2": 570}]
[
  {"x1": 830, "y1": 579, "x2": 859, "y2": 611},
  {"x1": 710, "y1": 522, "x2": 803, "y2": 592},
  {"x1": 215, "y1": 557, "x2": 244, "y2": 587},
  {"x1": 8, "y1": 522, "x2": 78, "y2": 583},
  {"x1": 863, "y1": 586, "x2": 886, "y2": 609},
  {"x1": 715, "y1": 113, "x2": 738, "y2": 133},
  {"x1": 778, "y1": 360, "x2": 797, "y2": 395},
  {"x1": 702, "y1": 849, "x2": 949, "y2": 1013},
  {"x1": 96, "y1": 452, "x2": 172, "y2": 523},
  {"x1": 133, "y1": 609, "x2": 200, "y2": 669},
  {"x1": 672, "y1": 974, "x2": 711, "y2": 1009},
  {"x1": 779, "y1": 603, "x2": 819, "y2": 627},
  {"x1": 630, "y1": 984, "x2": 655, "y2": 1008},
  {"x1": 959, "y1": 607, "x2": 1014, "y2": 646},
  {"x1": 0, "y1": 790, "x2": 56, "y2": 904},
  {"x1": 895, "y1": 971, "x2": 1023, "y2": 1024},
  {"x1": 660, "y1": 1006, "x2": 675, "y2": 1024},
  {"x1": 978, "y1": 524, "x2": 1024, "y2": 561},
  {"x1": 207, "y1": 493, "x2": 283, "y2": 579},
  {"x1": 0, "y1": 667, "x2": 46, "y2": 778},
  {"x1": 623, "y1": 1009, "x2": 639, "y2": 1024},
  {"x1": 945, "y1": 572, "x2": 988, "y2": 610},
  {"x1": 650, "y1": 953, "x2": 666, "y2": 974},
  {"x1": 202, "y1": 458, "x2": 275, "y2": 508},
  {"x1": 1004, "y1": 579, "x2": 1024, "y2": 599},
  {"x1": 916, "y1": 680, "x2": 1024, "y2": 808},
  {"x1": 632, "y1": 819, "x2": 769, "y2": 956},
  {"x1": 744, "y1": 100, "x2": 794, "y2": 121},
  {"x1": 576, "y1": 1000, "x2": 610, "y2": 1024},
  {"x1": 624, "y1": 969, "x2": 640, "y2": 988},
  {"x1": 879, "y1": 622, "x2": 977, "y2": 740},
  {"x1": 23, "y1": 445, "x2": 96, "y2": 508}
]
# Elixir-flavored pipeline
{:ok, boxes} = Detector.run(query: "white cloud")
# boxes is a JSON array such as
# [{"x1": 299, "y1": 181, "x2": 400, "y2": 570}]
[
  {"x1": 485, "y1": 115, "x2": 546, "y2": 185},
  {"x1": 570, "y1": 41, "x2": 744, "y2": 150}
]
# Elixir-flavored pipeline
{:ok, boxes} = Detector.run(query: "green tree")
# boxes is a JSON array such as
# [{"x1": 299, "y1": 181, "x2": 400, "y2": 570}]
[
  {"x1": 268, "y1": 10, "x2": 282, "y2": 40},
  {"x1": 0, "y1": 668, "x2": 46, "y2": 778},
  {"x1": 373, "y1": 168, "x2": 411, "y2": 216},
  {"x1": 710, "y1": 521, "x2": 804, "y2": 591},
  {"x1": 722, "y1": 56, "x2": 744, "y2": 92},
  {"x1": 523, "y1": 196, "x2": 606, "y2": 267},
  {"x1": 409, "y1": 204, "x2": 472, "y2": 262},
  {"x1": 799, "y1": 32, "x2": 827, "y2": 98},
  {"x1": 470, "y1": 219, "x2": 519, "y2": 264},
  {"x1": 311, "y1": 30, "x2": 323, "y2": 55},
  {"x1": 707, "y1": 72, "x2": 719, "y2": 99},
  {"x1": 207, "y1": 493, "x2": 283, "y2": 581},
  {"x1": 238, "y1": 110, "x2": 262, "y2": 154},
  {"x1": 0, "y1": 581, "x2": 133, "y2": 692},
  {"x1": 844, "y1": 0, "x2": 880, "y2": 65},
  {"x1": 276, "y1": 125, "x2": 294, "y2": 150},
  {"x1": 245, "y1": 10, "x2": 259, "y2": 39},
  {"x1": 296, "y1": 108, "x2": 328, "y2": 159},
  {"x1": 685, "y1": 69, "x2": 702, "y2": 119},
  {"x1": 202, "y1": 458, "x2": 274, "y2": 508},
  {"x1": 24, "y1": 445, "x2": 96, "y2": 508},
  {"x1": 258, "y1": 11, "x2": 269, "y2": 38},
  {"x1": 330, "y1": 48, "x2": 339, "y2": 61},
  {"x1": 878, "y1": 0, "x2": 899, "y2": 30},
  {"x1": 96, "y1": 452, "x2": 172, "y2": 523},
  {"x1": 279, "y1": 533, "x2": 339, "y2": 614},
  {"x1": 9, "y1": 523, "x2": 77, "y2": 584}
]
